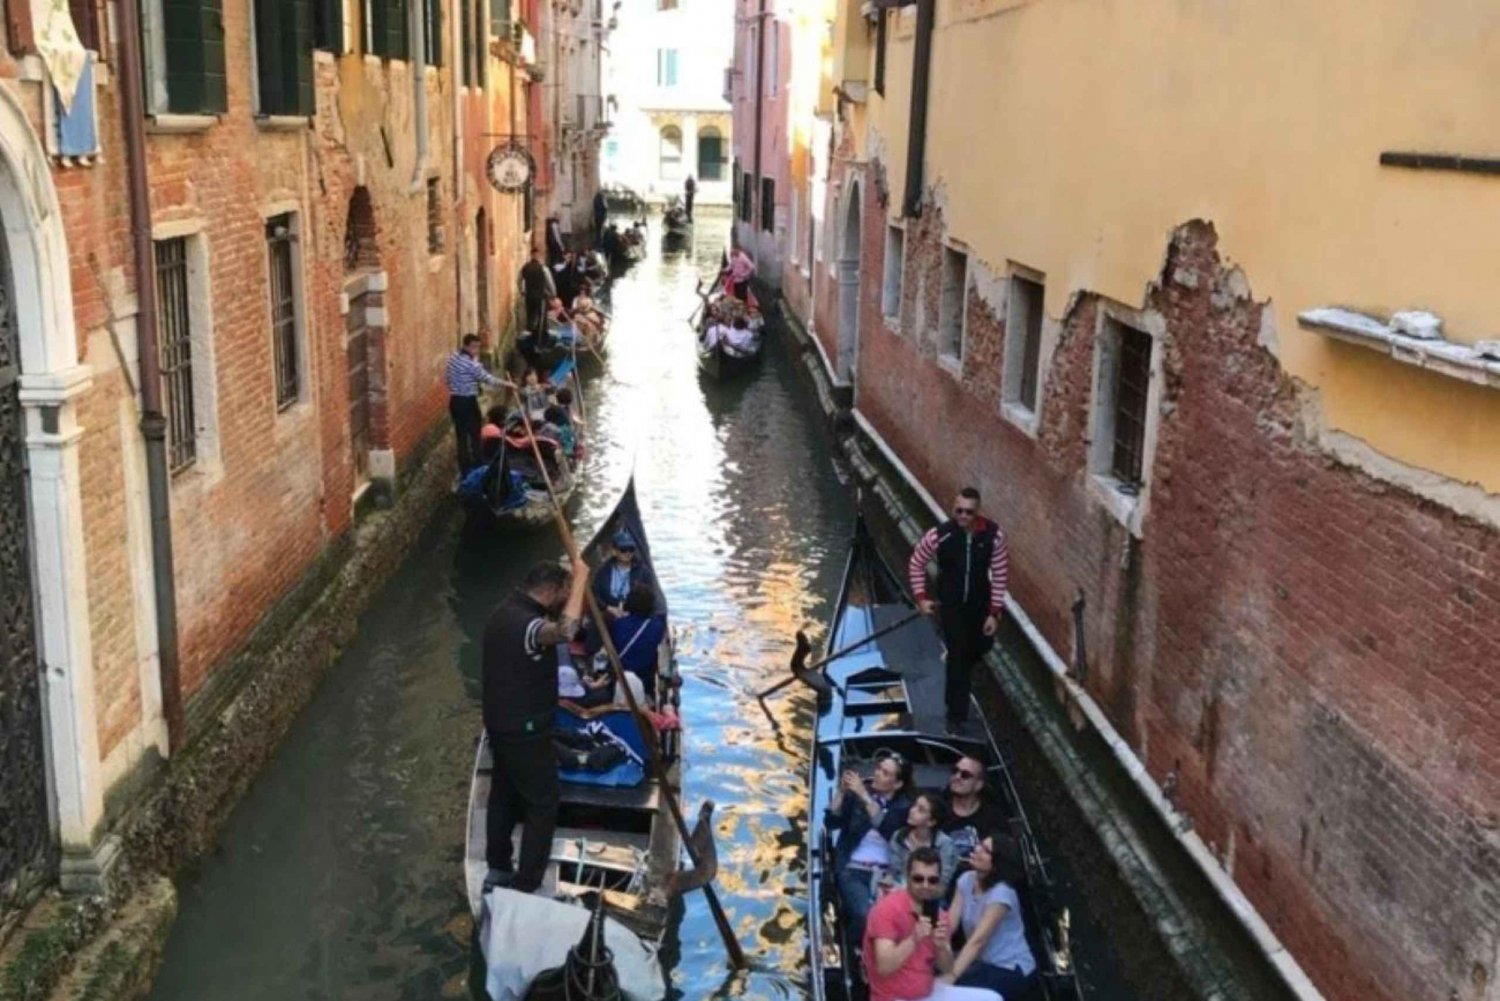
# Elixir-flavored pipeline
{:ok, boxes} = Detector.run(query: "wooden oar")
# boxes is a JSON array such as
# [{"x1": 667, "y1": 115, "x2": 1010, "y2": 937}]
[
  {"x1": 755, "y1": 610, "x2": 924, "y2": 729},
  {"x1": 506, "y1": 385, "x2": 748, "y2": 970}
]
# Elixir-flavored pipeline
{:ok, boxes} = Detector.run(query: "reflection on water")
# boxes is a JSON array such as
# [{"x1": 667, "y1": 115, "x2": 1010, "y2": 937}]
[{"x1": 147, "y1": 211, "x2": 850, "y2": 1000}]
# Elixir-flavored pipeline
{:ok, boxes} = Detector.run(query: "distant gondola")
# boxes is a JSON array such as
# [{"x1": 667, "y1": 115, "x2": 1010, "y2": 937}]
[
  {"x1": 662, "y1": 196, "x2": 692, "y2": 237},
  {"x1": 694, "y1": 277, "x2": 765, "y2": 381},
  {"x1": 465, "y1": 479, "x2": 705, "y2": 1001},
  {"x1": 800, "y1": 520, "x2": 1085, "y2": 1001},
  {"x1": 696, "y1": 338, "x2": 761, "y2": 381}
]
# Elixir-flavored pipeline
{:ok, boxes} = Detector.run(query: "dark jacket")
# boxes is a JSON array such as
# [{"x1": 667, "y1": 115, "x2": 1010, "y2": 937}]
[
  {"x1": 520, "y1": 259, "x2": 555, "y2": 301},
  {"x1": 827, "y1": 783, "x2": 912, "y2": 868},
  {"x1": 920, "y1": 517, "x2": 1004, "y2": 612},
  {"x1": 592, "y1": 560, "x2": 652, "y2": 611},
  {"x1": 481, "y1": 591, "x2": 559, "y2": 738}
]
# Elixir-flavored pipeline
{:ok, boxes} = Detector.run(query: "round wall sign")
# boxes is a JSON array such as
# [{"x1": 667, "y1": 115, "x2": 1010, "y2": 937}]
[{"x1": 486, "y1": 145, "x2": 534, "y2": 192}]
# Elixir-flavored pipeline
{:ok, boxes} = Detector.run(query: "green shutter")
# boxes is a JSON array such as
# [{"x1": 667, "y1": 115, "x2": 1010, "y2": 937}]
[
  {"x1": 314, "y1": 0, "x2": 342, "y2": 51},
  {"x1": 388, "y1": 0, "x2": 408, "y2": 58},
  {"x1": 489, "y1": 0, "x2": 507, "y2": 39},
  {"x1": 460, "y1": 0, "x2": 472, "y2": 84},
  {"x1": 255, "y1": 0, "x2": 312, "y2": 115},
  {"x1": 425, "y1": 0, "x2": 441, "y2": 65},
  {"x1": 161, "y1": 0, "x2": 227, "y2": 113}
]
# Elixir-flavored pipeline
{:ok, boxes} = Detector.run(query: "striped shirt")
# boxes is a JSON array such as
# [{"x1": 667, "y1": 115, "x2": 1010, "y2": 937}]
[
  {"x1": 908, "y1": 518, "x2": 1009, "y2": 615},
  {"x1": 445, "y1": 350, "x2": 502, "y2": 397}
]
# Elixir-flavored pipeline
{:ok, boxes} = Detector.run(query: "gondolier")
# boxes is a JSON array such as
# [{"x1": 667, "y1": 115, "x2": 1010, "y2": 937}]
[
  {"x1": 482, "y1": 556, "x2": 588, "y2": 894},
  {"x1": 908, "y1": 487, "x2": 1009, "y2": 729},
  {"x1": 446, "y1": 334, "x2": 511, "y2": 474},
  {"x1": 519, "y1": 247, "x2": 556, "y2": 351}
]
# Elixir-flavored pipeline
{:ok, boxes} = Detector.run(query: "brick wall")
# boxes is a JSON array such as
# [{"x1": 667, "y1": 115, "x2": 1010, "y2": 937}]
[{"x1": 850, "y1": 174, "x2": 1500, "y2": 1001}]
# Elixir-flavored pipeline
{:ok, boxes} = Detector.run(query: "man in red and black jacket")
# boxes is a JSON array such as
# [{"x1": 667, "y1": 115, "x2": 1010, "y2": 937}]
[{"x1": 908, "y1": 487, "x2": 1009, "y2": 729}]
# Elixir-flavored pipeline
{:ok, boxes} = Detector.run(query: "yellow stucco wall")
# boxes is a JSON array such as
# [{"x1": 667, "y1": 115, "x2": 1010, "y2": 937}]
[{"x1": 859, "y1": 0, "x2": 1500, "y2": 494}]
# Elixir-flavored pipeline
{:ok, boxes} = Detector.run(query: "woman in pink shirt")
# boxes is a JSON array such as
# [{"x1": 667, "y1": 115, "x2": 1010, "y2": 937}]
[{"x1": 727, "y1": 248, "x2": 756, "y2": 301}]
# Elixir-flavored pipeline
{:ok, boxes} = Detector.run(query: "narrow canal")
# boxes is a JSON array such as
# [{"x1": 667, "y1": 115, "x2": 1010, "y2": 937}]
[{"x1": 146, "y1": 213, "x2": 1150, "y2": 1000}]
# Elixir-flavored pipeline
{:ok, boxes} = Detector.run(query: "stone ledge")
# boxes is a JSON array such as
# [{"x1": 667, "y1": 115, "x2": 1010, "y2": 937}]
[{"x1": 1298, "y1": 306, "x2": 1500, "y2": 389}]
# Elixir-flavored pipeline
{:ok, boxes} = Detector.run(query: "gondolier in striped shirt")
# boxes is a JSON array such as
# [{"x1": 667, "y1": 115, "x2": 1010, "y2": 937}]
[
  {"x1": 446, "y1": 334, "x2": 510, "y2": 474},
  {"x1": 908, "y1": 487, "x2": 1009, "y2": 729}
]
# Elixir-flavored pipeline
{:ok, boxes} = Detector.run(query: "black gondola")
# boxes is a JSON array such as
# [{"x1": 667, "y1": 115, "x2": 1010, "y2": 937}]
[
  {"x1": 696, "y1": 338, "x2": 761, "y2": 381},
  {"x1": 466, "y1": 478, "x2": 700, "y2": 1000},
  {"x1": 800, "y1": 520, "x2": 1084, "y2": 1001}
]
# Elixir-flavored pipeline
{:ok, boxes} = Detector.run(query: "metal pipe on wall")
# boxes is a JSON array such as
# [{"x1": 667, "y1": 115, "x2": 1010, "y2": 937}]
[{"x1": 115, "y1": 0, "x2": 184, "y2": 749}]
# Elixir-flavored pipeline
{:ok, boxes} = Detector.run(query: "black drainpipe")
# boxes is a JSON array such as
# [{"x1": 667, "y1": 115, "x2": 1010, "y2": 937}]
[
  {"x1": 116, "y1": 0, "x2": 185, "y2": 750},
  {"x1": 751, "y1": 0, "x2": 766, "y2": 231},
  {"x1": 901, "y1": 0, "x2": 934, "y2": 218}
]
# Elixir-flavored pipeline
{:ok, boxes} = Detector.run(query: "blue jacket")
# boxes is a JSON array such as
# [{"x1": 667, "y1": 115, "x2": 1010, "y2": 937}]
[
  {"x1": 827, "y1": 783, "x2": 912, "y2": 868},
  {"x1": 592, "y1": 560, "x2": 653, "y2": 611}
]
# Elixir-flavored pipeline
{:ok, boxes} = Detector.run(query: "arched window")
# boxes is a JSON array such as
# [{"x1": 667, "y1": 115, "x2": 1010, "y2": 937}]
[
  {"x1": 659, "y1": 125, "x2": 683, "y2": 180},
  {"x1": 697, "y1": 127, "x2": 724, "y2": 182}
]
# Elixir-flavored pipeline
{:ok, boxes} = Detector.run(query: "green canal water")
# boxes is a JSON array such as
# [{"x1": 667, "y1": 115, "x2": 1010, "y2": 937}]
[{"x1": 145, "y1": 213, "x2": 1154, "y2": 1000}]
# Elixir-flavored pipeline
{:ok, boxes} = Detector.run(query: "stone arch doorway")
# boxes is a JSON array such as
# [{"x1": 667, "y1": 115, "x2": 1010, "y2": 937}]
[
  {"x1": 836, "y1": 179, "x2": 862, "y2": 384},
  {"x1": 342, "y1": 186, "x2": 387, "y2": 489},
  {"x1": 0, "y1": 209, "x2": 52, "y2": 917}
]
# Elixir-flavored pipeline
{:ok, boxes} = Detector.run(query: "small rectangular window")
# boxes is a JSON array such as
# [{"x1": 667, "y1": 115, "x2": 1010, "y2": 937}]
[
  {"x1": 881, "y1": 224, "x2": 904, "y2": 318},
  {"x1": 760, "y1": 177, "x2": 775, "y2": 232},
  {"x1": 427, "y1": 177, "x2": 445, "y2": 253},
  {"x1": 424, "y1": 0, "x2": 442, "y2": 65},
  {"x1": 656, "y1": 48, "x2": 678, "y2": 87},
  {"x1": 1003, "y1": 274, "x2": 1045, "y2": 414},
  {"x1": 155, "y1": 238, "x2": 197, "y2": 473},
  {"x1": 266, "y1": 215, "x2": 300, "y2": 410},
  {"x1": 740, "y1": 173, "x2": 754, "y2": 224},
  {"x1": 1111, "y1": 324, "x2": 1152, "y2": 488},
  {"x1": 938, "y1": 245, "x2": 966, "y2": 362},
  {"x1": 460, "y1": 0, "x2": 473, "y2": 84},
  {"x1": 873, "y1": 11, "x2": 886, "y2": 96}
]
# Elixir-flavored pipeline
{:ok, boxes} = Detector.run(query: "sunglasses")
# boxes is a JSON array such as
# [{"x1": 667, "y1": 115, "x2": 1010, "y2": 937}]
[
  {"x1": 951, "y1": 766, "x2": 979, "y2": 780},
  {"x1": 908, "y1": 874, "x2": 941, "y2": 886},
  {"x1": 953, "y1": 506, "x2": 977, "y2": 516}
]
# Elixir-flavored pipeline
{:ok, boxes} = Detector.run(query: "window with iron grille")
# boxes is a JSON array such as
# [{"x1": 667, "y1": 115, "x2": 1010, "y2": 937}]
[
  {"x1": 760, "y1": 177, "x2": 774, "y2": 232},
  {"x1": 1002, "y1": 274, "x2": 1045, "y2": 416},
  {"x1": 1110, "y1": 323, "x2": 1152, "y2": 489},
  {"x1": 155, "y1": 238, "x2": 198, "y2": 472},
  {"x1": 266, "y1": 215, "x2": 301, "y2": 410},
  {"x1": 427, "y1": 177, "x2": 444, "y2": 253}
]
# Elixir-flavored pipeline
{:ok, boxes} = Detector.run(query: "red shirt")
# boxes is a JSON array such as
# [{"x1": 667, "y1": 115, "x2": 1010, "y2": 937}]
[{"x1": 862, "y1": 889, "x2": 936, "y2": 1001}]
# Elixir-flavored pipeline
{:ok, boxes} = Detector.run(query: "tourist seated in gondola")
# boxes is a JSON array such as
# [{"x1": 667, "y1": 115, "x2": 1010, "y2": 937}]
[
  {"x1": 827, "y1": 749, "x2": 913, "y2": 948},
  {"x1": 520, "y1": 368, "x2": 553, "y2": 417},
  {"x1": 592, "y1": 530, "x2": 653, "y2": 619},
  {"x1": 944, "y1": 833, "x2": 1038, "y2": 998},
  {"x1": 939, "y1": 756, "x2": 1008, "y2": 870},
  {"x1": 883, "y1": 791, "x2": 959, "y2": 898},
  {"x1": 608, "y1": 582, "x2": 667, "y2": 699},
  {"x1": 863, "y1": 848, "x2": 1001, "y2": 1001},
  {"x1": 541, "y1": 404, "x2": 578, "y2": 459},
  {"x1": 569, "y1": 290, "x2": 604, "y2": 348},
  {"x1": 546, "y1": 298, "x2": 582, "y2": 348},
  {"x1": 573, "y1": 280, "x2": 608, "y2": 330},
  {"x1": 722, "y1": 316, "x2": 758, "y2": 356}
]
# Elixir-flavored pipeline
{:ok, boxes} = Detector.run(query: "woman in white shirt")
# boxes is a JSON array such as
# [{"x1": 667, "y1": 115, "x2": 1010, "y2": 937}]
[{"x1": 943, "y1": 834, "x2": 1037, "y2": 997}]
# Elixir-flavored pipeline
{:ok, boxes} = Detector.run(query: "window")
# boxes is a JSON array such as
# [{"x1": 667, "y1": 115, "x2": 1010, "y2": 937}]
[
  {"x1": 659, "y1": 125, "x2": 683, "y2": 179},
  {"x1": 266, "y1": 215, "x2": 301, "y2": 409},
  {"x1": 254, "y1": 0, "x2": 314, "y2": 116},
  {"x1": 1003, "y1": 274, "x2": 1045, "y2": 418},
  {"x1": 313, "y1": 0, "x2": 343, "y2": 50},
  {"x1": 873, "y1": 11, "x2": 886, "y2": 96},
  {"x1": 881, "y1": 223, "x2": 903, "y2": 319},
  {"x1": 70, "y1": 0, "x2": 100, "y2": 49},
  {"x1": 147, "y1": 0, "x2": 229, "y2": 113},
  {"x1": 460, "y1": 0, "x2": 473, "y2": 84},
  {"x1": 739, "y1": 172, "x2": 753, "y2": 224},
  {"x1": 656, "y1": 48, "x2": 679, "y2": 88},
  {"x1": 760, "y1": 176, "x2": 774, "y2": 232},
  {"x1": 424, "y1": 0, "x2": 443, "y2": 65},
  {"x1": 697, "y1": 128, "x2": 724, "y2": 181},
  {"x1": 937, "y1": 245, "x2": 967, "y2": 363},
  {"x1": 1109, "y1": 324, "x2": 1152, "y2": 489},
  {"x1": 365, "y1": 0, "x2": 408, "y2": 58},
  {"x1": 155, "y1": 239, "x2": 198, "y2": 472},
  {"x1": 427, "y1": 177, "x2": 444, "y2": 252},
  {"x1": 490, "y1": 0, "x2": 509, "y2": 40}
]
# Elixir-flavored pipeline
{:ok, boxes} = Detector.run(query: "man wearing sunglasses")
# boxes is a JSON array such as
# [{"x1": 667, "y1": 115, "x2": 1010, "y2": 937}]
[
  {"x1": 863, "y1": 848, "x2": 1002, "y2": 1001},
  {"x1": 939, "y1": 757, "x2": 1006, "y2": 867},
  {"x1": 908, "y1": 487, "x2": 1010, "y2": 729}
]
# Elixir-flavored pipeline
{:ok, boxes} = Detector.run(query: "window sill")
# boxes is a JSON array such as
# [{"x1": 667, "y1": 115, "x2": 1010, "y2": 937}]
[
  {"x1": 256, "y1": 114, "x2": 311, "y2": 132},
  {"x1": 937, "y1": 352, "x2": 963, "y2": 378},
  {"x1": 1000, "y1": 399, "x2": 1040, "y2": 439},
  {"x1": 881, "y1": 312, "x2": 899, "y2": 333},
  {"x1": 1088, "y1": 473, "x2": 1144, "y2": 536},
  {"x1": 1298, "y1": 307, "x2": 1500, "y2": 389},
  {"x1": 147, "y1": 113, "x2": 220, "y2": 135}
]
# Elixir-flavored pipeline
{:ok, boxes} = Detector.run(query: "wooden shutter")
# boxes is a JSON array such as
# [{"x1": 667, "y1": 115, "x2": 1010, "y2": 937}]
[
  {"x1": 424, "y1": 0, "x2": 441, "y2": 65},
  {"x1": 255, "y1": 0, "x2": 312, "y2": 115},
  {"x1": 162, "y1": 0, "x2": 227, "y2": 112},
  {"x1": 314, "y1": 0, "x2": 342, "y2": 51},
  {"x1": 386, "y1": 0, "x2": 408, "y2": 58}
]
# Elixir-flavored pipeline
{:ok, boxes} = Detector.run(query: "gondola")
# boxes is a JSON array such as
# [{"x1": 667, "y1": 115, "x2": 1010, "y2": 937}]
[
  {"x1": 662, "y1": 197, "x2": 692, "y2": 238},
  {"x1": 468, "y1": 357, "x2": 586, "y2": 528},
  {"x1": 465, "y1": 479, "x2": 705, "y2": 1001},
  {"x1": 696, "y1": 338, "x2": 761, "y2": 381},
  {"x1": 694, "y1": 277, "x2": 765, "y2": 382},
  {"x1": 798, "y1": 520, "x2": 1084, "y2": 1001}
]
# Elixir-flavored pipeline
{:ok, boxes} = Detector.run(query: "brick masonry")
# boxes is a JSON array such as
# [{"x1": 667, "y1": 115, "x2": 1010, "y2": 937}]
[{"x1": 834, "y1": 159, "x2": 1499, "y2": 1001}]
